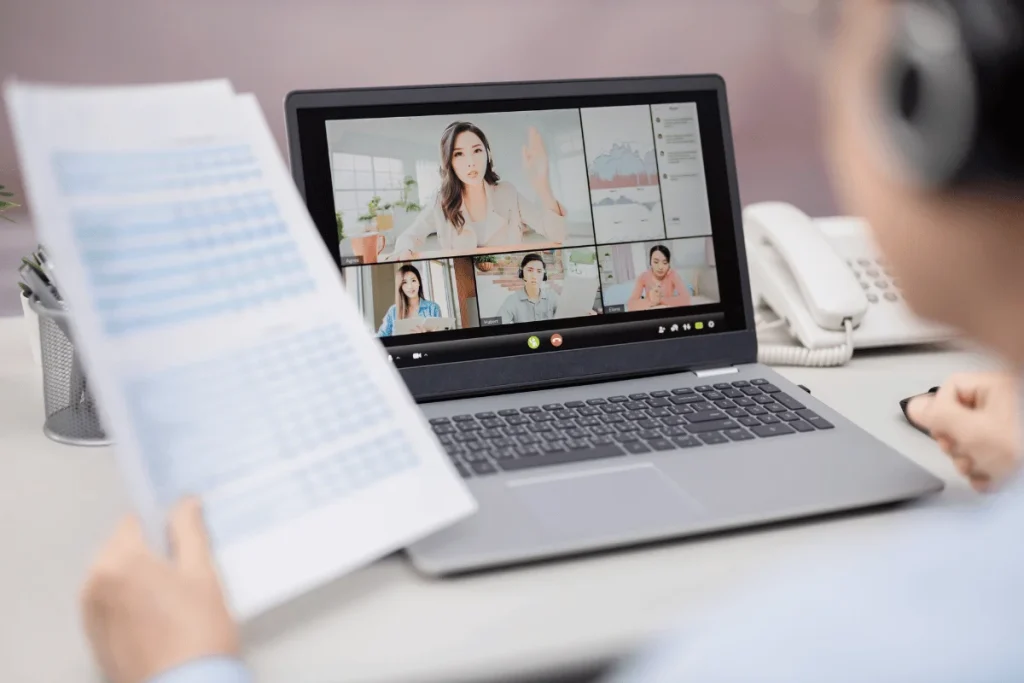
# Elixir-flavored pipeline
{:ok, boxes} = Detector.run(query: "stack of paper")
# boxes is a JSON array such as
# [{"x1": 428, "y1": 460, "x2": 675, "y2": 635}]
[{"x1": 4, "y1": 79, "x2": 476, "y2": 618}]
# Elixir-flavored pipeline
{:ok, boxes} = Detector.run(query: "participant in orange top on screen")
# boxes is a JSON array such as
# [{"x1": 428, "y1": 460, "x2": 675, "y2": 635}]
[
  {"x1": 392, "y1": 121, "x2": 567, "y2": 259},
  {"x1": 626, "y1": 245, "x2": 692, "y2": 311},
  {"x1": 377, "y1": 264, "x2": 441, "y2": 337}
]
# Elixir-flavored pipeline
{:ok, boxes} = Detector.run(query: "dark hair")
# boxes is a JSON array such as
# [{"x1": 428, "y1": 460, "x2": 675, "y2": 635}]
[
  {"x1": 650, "y1": 245, "x2": 671, "y2": 263},
  {"x1": 519, "y1": 253, "x2": 546, "y2": 279},
  {"x1": 395, "y1": 264, "x2": 424, "y2": 320},
  {"x1": 438, "y1": 121, "x2": 500, "y2": 231}
]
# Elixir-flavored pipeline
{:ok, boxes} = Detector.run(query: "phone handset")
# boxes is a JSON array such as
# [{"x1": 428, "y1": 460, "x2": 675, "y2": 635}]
[{"x1": 744, "y1": 202, "x2": 869, "y2": 367}]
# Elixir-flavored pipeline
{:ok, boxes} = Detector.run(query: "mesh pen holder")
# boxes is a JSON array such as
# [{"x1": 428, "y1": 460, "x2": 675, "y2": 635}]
[{"x1": 29, "y1": 297, "x2": 112, "y2": 446}]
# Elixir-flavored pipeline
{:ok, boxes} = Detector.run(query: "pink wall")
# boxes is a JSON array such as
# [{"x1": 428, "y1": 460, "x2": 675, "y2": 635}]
[{"x1": 0, "y1": 0, "x2": 837, "y2": 214}]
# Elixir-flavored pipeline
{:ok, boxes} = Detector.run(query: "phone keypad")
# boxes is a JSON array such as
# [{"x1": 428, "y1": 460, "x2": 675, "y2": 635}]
[{"x1": 848, "y1": 258, "x2": 900, "y2": 305}]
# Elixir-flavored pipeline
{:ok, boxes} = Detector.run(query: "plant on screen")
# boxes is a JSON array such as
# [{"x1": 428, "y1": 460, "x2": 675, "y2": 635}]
[
  {"x1": 358, "y1": 195, "x2": 390, "y2": 223},
  {"x1": 393, "y1": 176, "x2": 422, "y2": 213}
]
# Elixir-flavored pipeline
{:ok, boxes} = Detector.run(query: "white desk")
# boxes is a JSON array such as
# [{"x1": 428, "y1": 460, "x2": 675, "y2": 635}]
[{"x1": 0, "y1": 314, "x2": 999, "y2": 683}]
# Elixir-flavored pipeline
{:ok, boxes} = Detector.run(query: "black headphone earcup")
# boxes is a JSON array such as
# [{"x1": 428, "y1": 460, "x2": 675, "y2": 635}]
[
  {"x1": 518, "y1": 268, "x2": 523, "y2": 280},
  {"x1": 879, "y1": 1, "x2": 979, "y2": 188}
]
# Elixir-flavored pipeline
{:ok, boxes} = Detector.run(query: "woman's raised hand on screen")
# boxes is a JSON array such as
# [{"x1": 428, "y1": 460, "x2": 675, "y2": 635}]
[{"x1": 521, "y1": 127, "x2": 550, "y2": 191}]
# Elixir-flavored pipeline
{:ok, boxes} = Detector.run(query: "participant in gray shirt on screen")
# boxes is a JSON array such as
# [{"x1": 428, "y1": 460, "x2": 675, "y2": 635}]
[{"x1": 496, "y1": 253, "x2": 559, "y2": 324}]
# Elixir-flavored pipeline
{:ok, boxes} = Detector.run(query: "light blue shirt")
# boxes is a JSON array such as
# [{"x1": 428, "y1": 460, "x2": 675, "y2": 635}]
[
  {"x1": 148, "y1": 657, "x2": 250, "y2": 683},
  {"x1": 376, "y1": 299, "x2": 442, "y2": 337},
  {"x1": 606, "y1": 471, "x2": 1024, "y2": 682}
]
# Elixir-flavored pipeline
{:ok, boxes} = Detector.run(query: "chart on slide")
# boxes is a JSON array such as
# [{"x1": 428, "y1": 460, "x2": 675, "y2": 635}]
[
  {"x1": 581, "y1": 106, "x2": 666, "y2": 243},
  {"x1": 589, "y1": 188, "x2": 664, "y2": 242}
]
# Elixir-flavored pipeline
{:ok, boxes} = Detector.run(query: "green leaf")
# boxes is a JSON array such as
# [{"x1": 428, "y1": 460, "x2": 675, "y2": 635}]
[{"x1": 21, "y1": 256, "x2": 48, "y2": 281}]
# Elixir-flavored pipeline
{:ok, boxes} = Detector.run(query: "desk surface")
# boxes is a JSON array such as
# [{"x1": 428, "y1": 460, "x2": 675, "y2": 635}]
[{"x1": 0, "y1": 314, "x2": 998, "y2": 683}]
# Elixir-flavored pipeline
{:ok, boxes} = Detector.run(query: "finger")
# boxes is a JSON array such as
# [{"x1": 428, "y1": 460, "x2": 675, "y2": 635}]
[
  {"x1": 905, "y1": 394, "x2": 933, "y2": 428},
  {"x1": 167, "y1": 497, "x2": 215, "y2": 575},
  {"x1": 971, "y1": 473, "x2": 994, "y2": 493},
  {"x1": 104, "y1": 514, "x2": 148, "y2": 562},
  {"x1": 942, "y1": 372, "x2": 1003, "y2": 409},
  {"x1": 952, "y1": 455, "x2": 974, "y2": 477},
  {"x1": 81, "y1": 515, "x2": 146, "y2": 617},
  {"x1": 920, "y1": 383, "x2": 980, "y2": 440}
]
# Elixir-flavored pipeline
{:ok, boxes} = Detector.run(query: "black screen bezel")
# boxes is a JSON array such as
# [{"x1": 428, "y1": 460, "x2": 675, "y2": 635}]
[{"x1": 285, "y1": 74, "x2": 757, "y2": 402}]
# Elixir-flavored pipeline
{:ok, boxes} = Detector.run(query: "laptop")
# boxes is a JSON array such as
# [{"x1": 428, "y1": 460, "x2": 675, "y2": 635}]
[
  {"x1": 555, "y1": 276, "x2": 602, "y2": 319},
  {"x1": 284, "y1": 75, "x2": 943, "y2": 576},
  {"x1": 394, "y1": 316, "x2": 457, "y2": 335}
]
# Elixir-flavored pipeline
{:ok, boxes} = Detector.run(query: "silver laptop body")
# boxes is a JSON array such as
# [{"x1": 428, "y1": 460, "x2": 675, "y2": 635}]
[{"x1": 284, "y1": 75, "x2": 943, "y2": 576}]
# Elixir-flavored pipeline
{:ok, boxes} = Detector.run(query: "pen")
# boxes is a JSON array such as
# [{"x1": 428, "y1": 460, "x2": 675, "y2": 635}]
[
  {"x1": 35, "y1": 248, "x2": 62, "y2": 301},
  {"x1": 20, "y1": 265, "x2": 86, "y2": 407}
]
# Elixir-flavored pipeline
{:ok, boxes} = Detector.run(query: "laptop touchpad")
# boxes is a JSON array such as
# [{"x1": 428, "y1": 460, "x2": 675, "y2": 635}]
[{"x1": 510, "y1": 464, "x2": 705, "y2": 540}]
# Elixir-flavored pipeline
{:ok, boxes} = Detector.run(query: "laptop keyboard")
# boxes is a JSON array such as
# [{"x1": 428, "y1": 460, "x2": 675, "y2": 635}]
[{"x1": 430, "y1": 379, "x2": 834, "y2": 479}]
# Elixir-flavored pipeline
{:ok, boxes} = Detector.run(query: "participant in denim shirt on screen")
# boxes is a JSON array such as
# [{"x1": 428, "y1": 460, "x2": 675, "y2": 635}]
[{"x1": 376, "y1": 263, "x2": 441, "y2": 337}]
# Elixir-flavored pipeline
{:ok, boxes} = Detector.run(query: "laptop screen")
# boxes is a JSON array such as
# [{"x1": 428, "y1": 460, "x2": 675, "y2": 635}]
[{"x1": 293, "y1": 85, "x2": 746, "y2": 368}]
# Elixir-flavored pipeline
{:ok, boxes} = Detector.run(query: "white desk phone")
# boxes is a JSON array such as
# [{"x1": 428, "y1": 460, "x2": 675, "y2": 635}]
[{"x1": 743, "y1": 202, "x2": 952, "y2": 367}]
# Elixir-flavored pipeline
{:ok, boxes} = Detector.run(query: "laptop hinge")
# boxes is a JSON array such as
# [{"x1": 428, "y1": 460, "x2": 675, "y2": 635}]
[{"x1": 693, "y1": 366, "x2": 739, "y2": 378}]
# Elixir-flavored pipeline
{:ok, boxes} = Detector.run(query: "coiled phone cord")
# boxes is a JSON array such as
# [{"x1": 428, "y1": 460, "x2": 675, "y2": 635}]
[{"x1": 756, "y1": 318, "x2": 855, "y2": 368}]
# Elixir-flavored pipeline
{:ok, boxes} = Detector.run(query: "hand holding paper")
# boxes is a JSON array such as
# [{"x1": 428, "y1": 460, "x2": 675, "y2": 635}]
[{"x1": 4, "y1": 78, "x2": 477, "y2": 619}]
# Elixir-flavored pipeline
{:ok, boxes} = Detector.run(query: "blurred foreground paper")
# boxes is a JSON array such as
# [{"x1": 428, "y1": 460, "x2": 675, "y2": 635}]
[{"x1": 4, "y1": 79, "x2": 476, "y2": 619}]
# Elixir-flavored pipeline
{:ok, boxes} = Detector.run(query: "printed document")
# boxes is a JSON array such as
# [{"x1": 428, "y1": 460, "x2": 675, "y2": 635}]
[{"x1": 4, "y1": 79, "x2": 477, "y2": 618}]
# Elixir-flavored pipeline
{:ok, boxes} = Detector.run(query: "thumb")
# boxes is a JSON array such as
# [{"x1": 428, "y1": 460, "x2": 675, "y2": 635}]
[
  {"x1": 168, "y1": 496, "x2": 216, "y2": 575},
  {"x1": 920, "y1": 390, "x2": 989, "y2": 449},
  {"x1": 906, "y1": 394, "x2": 935, "y2": 429}
]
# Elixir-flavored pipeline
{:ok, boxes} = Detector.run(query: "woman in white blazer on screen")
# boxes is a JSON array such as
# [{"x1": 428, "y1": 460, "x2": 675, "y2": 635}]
[{"x1": 392, "y1": 120, "x2": 568, "y2": 259}]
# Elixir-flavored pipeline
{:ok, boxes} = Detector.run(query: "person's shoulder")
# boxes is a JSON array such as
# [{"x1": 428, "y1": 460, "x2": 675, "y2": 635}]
[
  {"x1": 614, "y1": 514, "x2": 1024, "y2": 682},
  {"x1": 426, "y1": 300, "x2": 441, "y2": 313}
]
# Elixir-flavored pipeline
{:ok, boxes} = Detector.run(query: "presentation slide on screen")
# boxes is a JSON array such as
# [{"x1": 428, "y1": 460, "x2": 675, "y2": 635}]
[
  {"x1": 650, "y1": 103, "x2": 713, "y2": 239},
  {"x1": 474, "y1": 247, "x2": 603, "y2": 328},
  {"x1": 581, "y1": 105, "x2": 667, "y2": 244},
  {"x1": 597, "y1": 236, "x2": 719, "y2": 314}
]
